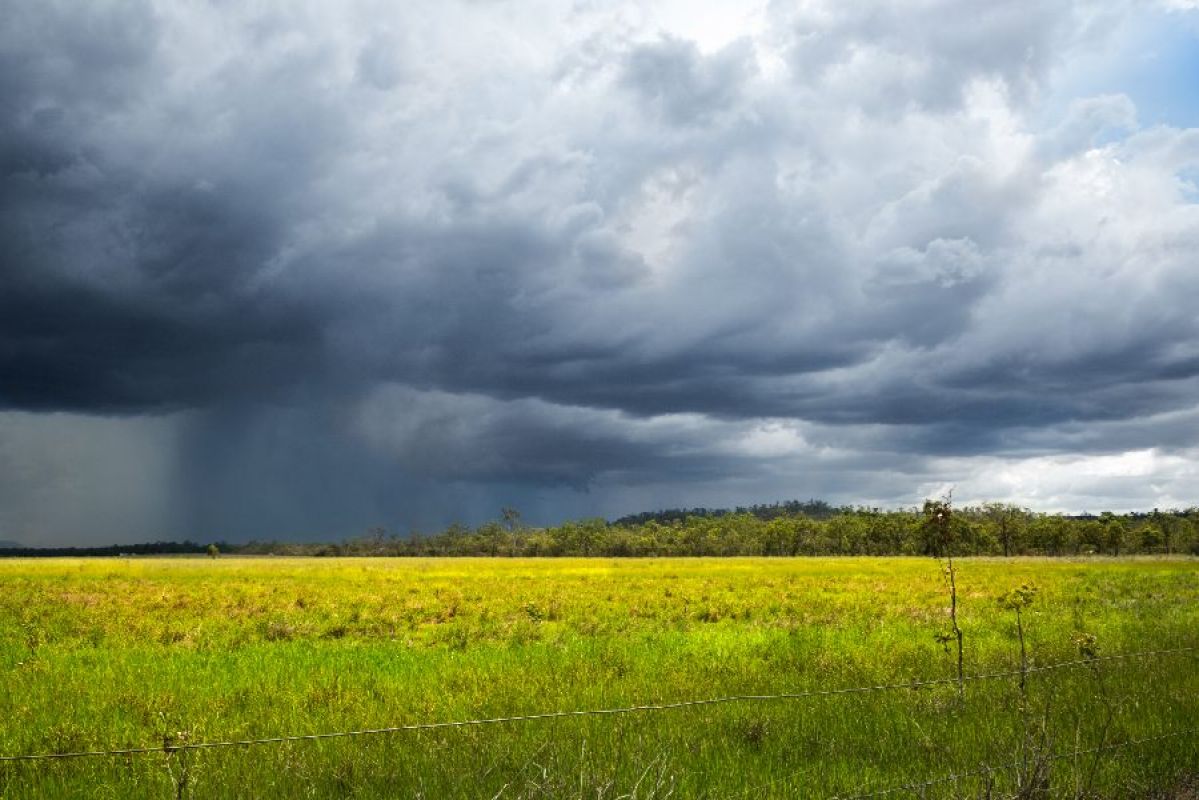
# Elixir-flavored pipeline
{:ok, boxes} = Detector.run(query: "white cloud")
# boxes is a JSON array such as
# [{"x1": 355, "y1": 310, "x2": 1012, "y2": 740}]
[{"x1": 928, "y1": 449, "x2": 1199, "y2": 512}]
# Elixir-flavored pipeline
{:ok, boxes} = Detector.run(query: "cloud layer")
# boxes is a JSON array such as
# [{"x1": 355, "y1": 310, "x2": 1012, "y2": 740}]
[{"x1": 3, "y1": 1, "x2": 1198, "y2": 543}]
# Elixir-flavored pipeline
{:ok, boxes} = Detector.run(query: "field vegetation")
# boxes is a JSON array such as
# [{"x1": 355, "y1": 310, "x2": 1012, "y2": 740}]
[{"x1": 0, "y1": 556, "x2": 1196, "y2": 798}]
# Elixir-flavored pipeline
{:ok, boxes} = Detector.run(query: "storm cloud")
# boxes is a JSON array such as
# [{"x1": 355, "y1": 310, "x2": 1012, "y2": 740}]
[{"x1": 2, "y1": 1, "x2": 1198, "y2": 544}]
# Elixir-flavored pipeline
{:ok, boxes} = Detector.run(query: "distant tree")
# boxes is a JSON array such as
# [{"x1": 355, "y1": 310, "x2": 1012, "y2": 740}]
[
  {"x1": 367, "y1": 526, "x2": 388, "y2": 555},
  {"x1": 501, "y1": 508, "x2": 523, "y2": 557},
  {"x1": 477, "y1": 521, "x2": 505, "y2": 557},
  {"x1": 763, "y1": 517, "x2": 798, "y2": 556},
  {"x1": 983, "y1": 502, "x2": 1028, "y2": 557},
  {"x1": 206, "y1": 544, "x2": 219, "y2": 559},
  {"x1": 1078, "y1": 520, "x2": 1106, "y2": 555},
  {"x1": 1029, "y1": 515, "x2": 1070, "y2": 556},
  {"x1": 1101, "y1": 513, "x2": 1128, "y2": 556},
  {"x1": 1139, "y1": 522, "x2": 1164, "y2": 552},
  {"x1": 1175, "y1": 516, "x2": 1198, "y2": 554},
  {"x1": 1152, "y1": 509, "x2": 1175, "y2": 555},
  {"x1": 921, "y1": 497, "x2": 961, "y2": 557}
]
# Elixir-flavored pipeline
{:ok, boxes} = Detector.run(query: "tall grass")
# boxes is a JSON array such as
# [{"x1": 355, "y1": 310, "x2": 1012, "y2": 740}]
[{"x1": 0, "y1": 557, "x2": 1195, "y2": 798}]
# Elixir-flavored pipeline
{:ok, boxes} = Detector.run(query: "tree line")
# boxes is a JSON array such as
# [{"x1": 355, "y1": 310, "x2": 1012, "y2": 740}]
[
  {"x1": 3, "y1": 503, "x2": 1196, "y2": 559},
  {"x1": 0, "y1": 540, "x2": 230, "y2": 558},
  {"x1": 234, "y1": 503, "x2": 1199, "y2": 558}
]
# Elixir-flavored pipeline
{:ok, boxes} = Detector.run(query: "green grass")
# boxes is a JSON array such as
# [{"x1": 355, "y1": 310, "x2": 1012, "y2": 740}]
[{"x1": 0, "y1": 557, "x2": 1196, "y2": 798}]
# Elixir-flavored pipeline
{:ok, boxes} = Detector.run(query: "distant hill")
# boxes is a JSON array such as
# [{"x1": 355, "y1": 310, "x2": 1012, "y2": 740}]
[
  {"x1": 0, "y1": 540, "x2": 22, "y2": 549},
  {"x1": 612, "y1": 499, "x2": 844, "y2": 526}
]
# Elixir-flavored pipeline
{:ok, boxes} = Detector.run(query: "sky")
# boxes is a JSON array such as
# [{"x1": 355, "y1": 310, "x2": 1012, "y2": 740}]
[{"x1": 2, "y1": 0, "x2": 1199, "y2": 545}]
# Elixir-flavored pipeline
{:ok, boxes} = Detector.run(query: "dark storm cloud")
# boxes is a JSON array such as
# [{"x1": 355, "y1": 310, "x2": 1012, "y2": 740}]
[
  {"x1": 2, "y1": 0, "x2": 1199, "y2": 542},
  {"x1": 0, "y1": 155, "x2": 326, "y2": 410},
  {"x1": 1, "y1": 2, "x2": 347, "y2": 412},
  {"x1": 354, "y1": 385, "x2": 778, "y2": 488}
]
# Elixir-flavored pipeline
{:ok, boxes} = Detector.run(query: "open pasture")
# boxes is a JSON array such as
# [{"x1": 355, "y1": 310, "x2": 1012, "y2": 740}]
[{"x1": 0, "y1": 556, "x2": 1196, "y2": 798}]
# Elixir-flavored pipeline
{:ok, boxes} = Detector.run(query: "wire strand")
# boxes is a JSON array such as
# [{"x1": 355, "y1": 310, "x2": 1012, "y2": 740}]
[{"x1": 0, "y1": 645, "x2": 1191, "y2": 764}]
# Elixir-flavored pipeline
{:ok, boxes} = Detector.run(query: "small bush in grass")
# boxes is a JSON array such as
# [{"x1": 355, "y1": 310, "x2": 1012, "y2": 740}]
[{"x1": 998, "y1": 582, "x2": 1038, "y2": 696}]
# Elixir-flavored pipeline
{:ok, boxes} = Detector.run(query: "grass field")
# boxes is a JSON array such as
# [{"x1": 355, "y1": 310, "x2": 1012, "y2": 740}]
[{"x1": 0, "y1": 557, "x2": 1196, "y2": 799}]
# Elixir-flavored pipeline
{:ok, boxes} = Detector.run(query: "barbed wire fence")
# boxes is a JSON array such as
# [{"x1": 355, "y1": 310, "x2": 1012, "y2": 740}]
[
  {"x1": 0, "y1": 645, "x2": 1194, "y2": 798},
  {"x1": 0, "y1": 646, "x2": 1192, "y2": 764}
]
